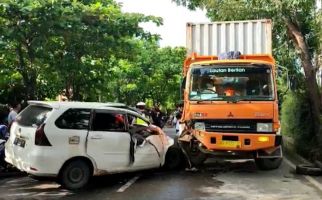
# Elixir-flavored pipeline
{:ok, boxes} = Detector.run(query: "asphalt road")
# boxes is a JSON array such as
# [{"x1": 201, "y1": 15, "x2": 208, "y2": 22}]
[{"x1": 0, "y1": 128, "x2": 322, "y2": 200}]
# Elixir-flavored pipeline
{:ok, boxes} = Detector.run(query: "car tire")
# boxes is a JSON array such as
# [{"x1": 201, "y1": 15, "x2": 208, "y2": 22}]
[
  {"x1": 164, "y1": 146, "x2": 184, "y2": 170},
  {"x1": 296, "y1": 164, "x2": 322, "y2": 176},
  {"x1": 255, "y1": 157, "x2": 283, "y2": 170},
  {"x1": 60, "y1": 160, "x2": 91, "y2": 190}
]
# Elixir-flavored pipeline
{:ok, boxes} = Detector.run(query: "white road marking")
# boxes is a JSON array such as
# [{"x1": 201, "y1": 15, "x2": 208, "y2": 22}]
[
  {"x1": 284, "y1": 158, "x2": 322, "y2": 192},
  {"x1": 116, "y1": 175, "x2": 140, "y2": 193}
]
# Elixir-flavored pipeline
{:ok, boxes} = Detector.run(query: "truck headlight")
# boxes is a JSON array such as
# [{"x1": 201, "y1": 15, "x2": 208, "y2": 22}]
[
  {"x1": 194, "y1": 122, "x2": 205, "y2": 131},
  {"x1": 257, "y1": 123, "x2": 273, "y2": 132}
]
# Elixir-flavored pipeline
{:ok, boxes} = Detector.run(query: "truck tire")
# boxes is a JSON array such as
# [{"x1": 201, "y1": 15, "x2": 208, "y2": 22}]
[
  {"x1": 164, "y1": 146, "x2": 184, "y2": 170},
  {"x1": 189, "y1": 151, "x2": 207, "y2": 166},
  {"x1": 180, "y1": 141, "x2": 207, "y2": 166},
  {"x1": 60, "y1": 160, "x2": 91, "y2": 190},
  {"x1": 296, "y1": 164, "x2": 322, "y2": 176},
  {"x1": 255, "y1": 157, "x2": 282, "y2": 170}
]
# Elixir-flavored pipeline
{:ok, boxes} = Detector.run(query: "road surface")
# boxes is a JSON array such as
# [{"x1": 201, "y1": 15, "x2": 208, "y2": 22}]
[{"x1": 0, "y1": 128, "x2": 321, "y2": 200}]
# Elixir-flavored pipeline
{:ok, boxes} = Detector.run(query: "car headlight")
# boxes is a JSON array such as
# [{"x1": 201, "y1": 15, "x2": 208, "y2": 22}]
[
  {"x1": 257, "y1": 123, "x2": 273, "y2": 132},
  {"x1": 194, "y1": 122, "x2": 205, "y2": 131}
]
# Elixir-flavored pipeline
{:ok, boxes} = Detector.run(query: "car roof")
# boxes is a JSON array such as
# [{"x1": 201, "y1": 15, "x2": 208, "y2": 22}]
[
  {"x1": 27, "y1": 101, "x2": 141, "y2": 116},
  {"x1": 28, "y1": 101, "x2": 125, "y2": 109}
]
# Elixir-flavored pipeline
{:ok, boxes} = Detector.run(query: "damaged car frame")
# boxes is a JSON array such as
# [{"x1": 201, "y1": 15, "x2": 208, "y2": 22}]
[{"x1": 5, "y1": 101, "x2": 180, "y2": 190}]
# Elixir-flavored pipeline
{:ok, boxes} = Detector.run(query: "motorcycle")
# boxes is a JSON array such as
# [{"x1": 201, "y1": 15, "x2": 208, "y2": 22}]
[{"x1": 0, "y1": 139, "x2": 6, "y2": 170}]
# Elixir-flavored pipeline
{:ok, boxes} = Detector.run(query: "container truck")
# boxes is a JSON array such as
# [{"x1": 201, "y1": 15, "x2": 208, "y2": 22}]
[{"x1": 178, "y1": 19, "x2": 282, "y2": 170}]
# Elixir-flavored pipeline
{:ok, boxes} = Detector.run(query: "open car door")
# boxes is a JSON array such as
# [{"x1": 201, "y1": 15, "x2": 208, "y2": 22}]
[{"x1": 127, "y1": 114, "x2": 164, "y2": 170}]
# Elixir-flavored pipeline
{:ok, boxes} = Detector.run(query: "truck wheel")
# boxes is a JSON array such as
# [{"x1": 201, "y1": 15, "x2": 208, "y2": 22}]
[
  {"x1": 164, "y1": 146, "x2": 184, "y2": 170},
  {"x1": 189, "y1": 150, "x2": 207, "y2": 166},
  {"x1": 255, "y1": 157, "x2": 282, "y2": 170},
  {"x1": 180, "y1": 141, "x2": 207, "y2": 166},
  {"x1": 60, "y1": 160, "x2": 91, "y2": 190}
]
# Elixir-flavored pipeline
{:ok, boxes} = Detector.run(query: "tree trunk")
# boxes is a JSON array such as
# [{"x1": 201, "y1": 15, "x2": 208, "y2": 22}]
[
  {"x1": 285, "y1": 18, "x2": 322, "y2": 144},
  {"x1": 16, "y1": 44, "x2": 36, "y2": 101}
]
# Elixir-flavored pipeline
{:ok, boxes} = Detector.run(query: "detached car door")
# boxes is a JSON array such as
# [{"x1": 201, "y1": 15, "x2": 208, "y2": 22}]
[{"x1": 86, "y1": 110, "x2": 131, "y2": 172}]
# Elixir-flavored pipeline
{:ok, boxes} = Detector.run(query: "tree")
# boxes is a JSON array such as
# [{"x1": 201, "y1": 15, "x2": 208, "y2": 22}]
[
  {"x1": 174, "y1": 0, "x2": 322, "y2": 145},
  {"x1": 104, "y1": 39, "x2": 186, "y2": 108},
  {"x1": 0, "y1": 0, "x2": 161, "y2": 102}
]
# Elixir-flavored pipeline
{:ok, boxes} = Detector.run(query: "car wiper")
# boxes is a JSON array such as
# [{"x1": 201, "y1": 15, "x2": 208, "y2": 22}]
[
  {"x1": 196, "y1": 97, "x2": 223, "y2": 103},
  {"x1": 225, "y1": 96, "x2": 251, "y2": 103},
  {"x1": 226, "y1": 96, "x2": 273, "y2": 103}
]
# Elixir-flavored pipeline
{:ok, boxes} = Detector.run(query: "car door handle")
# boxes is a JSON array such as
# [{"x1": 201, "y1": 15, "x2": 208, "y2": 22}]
[{"x1": 90, "y1": 135, "x2": 103, "y2": 140}]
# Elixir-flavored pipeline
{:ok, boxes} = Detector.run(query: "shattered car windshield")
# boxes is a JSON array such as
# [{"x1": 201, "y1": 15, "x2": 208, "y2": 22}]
[{"x1": 189, "y1": 64, "x2": 274, "y2": 101}]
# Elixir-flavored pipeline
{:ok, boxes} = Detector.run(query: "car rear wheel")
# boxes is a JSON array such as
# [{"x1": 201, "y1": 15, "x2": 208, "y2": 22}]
[
  {"x1": 255, "y1": 157, "x2": 282, "y2": 170},
  {"x1": 60, "y1": 160, "x2": 91, "y2": 190}
]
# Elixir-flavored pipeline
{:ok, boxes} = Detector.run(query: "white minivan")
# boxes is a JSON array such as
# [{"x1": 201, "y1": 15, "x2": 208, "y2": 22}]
[{"x1": 5, "y1": 101, "x2": 181, "y2": 190}]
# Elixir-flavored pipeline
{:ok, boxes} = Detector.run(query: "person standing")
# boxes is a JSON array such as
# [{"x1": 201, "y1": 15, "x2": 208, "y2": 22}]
[
  {"x1": 8, "y1": 102, "x2": 21, "y2": 126},
  {"x1": 151, "y1": 104, "x2": 164, "y2": 128},
  {"x1": 173, "y1": 103, "x2": 183, "y2": 135},
  {"x1": 135, "y1": 102, "x2": 152, "y2": 122}
]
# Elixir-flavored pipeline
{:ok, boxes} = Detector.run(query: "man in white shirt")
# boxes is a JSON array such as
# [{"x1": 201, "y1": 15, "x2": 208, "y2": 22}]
[{"x1": 8, "y1": 102, "x2": 21, "y2": 125}]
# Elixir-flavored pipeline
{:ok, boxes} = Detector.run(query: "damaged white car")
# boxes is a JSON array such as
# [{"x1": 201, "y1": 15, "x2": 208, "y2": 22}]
[{"x1": 5, "y1": 101, "x2": 182, "y2": 190}]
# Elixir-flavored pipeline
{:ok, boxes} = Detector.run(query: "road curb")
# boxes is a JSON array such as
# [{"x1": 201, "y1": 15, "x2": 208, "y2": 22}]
[
  {"x1": 283, "y1": 136, "x2": 312, "y2": 164},
  {"x1": 283, "y1": 136, "x2": 322, "y2": 192}
]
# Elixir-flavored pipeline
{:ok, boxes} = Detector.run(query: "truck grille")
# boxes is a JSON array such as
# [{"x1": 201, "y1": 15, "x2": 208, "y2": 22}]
[{"x1": 199, "y1": 119, "x2": 273, "y2": 133}]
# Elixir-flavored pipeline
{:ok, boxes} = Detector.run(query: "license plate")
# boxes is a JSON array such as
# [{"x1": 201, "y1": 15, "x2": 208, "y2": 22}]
[
  {"x1": 219, "y1": 140, "x2": 241, "y2": 148},
  {"x1": 14, "y1": 137, "x2": 26, "y2": 148}
]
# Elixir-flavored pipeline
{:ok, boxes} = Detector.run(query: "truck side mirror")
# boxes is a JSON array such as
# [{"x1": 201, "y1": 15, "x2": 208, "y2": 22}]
[{"x1": 276, "y1": 65, "x2": 290, "y2": 93}]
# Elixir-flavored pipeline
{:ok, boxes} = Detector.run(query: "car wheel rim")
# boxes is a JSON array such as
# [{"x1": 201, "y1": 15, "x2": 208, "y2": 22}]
[{"x1": 69, "y1": 168, "x2": 84, "y2": 183}]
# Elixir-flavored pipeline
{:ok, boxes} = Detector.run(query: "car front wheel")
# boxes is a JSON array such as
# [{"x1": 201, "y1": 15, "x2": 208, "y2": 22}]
[
  {"x1": 60, "y1": 160, "x2": 91, "y2": 190},
  {"x1": 164, "y1": 146, "x2": 184, "y2": 170}
]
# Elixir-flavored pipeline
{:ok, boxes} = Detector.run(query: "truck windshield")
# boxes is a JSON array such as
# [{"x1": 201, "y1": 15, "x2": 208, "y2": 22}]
[{"x1": 189, "y1": 64, "x2": 274, "y2": 101}]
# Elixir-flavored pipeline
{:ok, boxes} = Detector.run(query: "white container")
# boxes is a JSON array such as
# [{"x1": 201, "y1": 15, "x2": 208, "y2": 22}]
[{"x1": 186, "y1": 19, "x2": 272, "y2": 56}]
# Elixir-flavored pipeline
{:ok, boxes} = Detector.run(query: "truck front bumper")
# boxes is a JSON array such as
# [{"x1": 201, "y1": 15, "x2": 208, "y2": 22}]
[{"x1": 192, "y1": 130, "x2": 282, "y2": 151}]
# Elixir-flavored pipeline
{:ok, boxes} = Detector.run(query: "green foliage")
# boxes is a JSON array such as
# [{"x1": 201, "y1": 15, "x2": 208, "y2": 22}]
[
  {"x1": 0, "y1": 0, "x2": 162, "y2": 101},
  {"x1": 0, "y1": 0, "x2": 184, "y2": 110},
  {"x1": 103, "y1": 40, "x2": 186, "y2": 108},
  {"x1": 281, "y1": 90, "x2": 315, "y2": 157}
]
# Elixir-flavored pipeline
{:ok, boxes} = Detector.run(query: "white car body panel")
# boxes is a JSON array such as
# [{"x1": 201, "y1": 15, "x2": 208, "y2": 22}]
[
  {"x1": 87, "y1": 130, "x2": 131, "y2": 172},
  {"x1": 5, "y1": 101, "x2": 174, "y2": 177}
]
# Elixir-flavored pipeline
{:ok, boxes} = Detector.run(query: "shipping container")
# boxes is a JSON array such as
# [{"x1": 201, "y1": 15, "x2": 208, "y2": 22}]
[{"x1": 186, "y1": 19, "x2": 272, "y2": 56}]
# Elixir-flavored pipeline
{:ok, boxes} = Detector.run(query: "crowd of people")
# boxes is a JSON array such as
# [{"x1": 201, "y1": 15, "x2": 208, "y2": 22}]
[{"x1": 134, "y1": 101, "x2": 183, "y2": 132}]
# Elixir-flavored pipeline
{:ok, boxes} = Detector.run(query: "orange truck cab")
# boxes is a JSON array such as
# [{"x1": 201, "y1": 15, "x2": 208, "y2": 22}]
[{"x1": 178, "y1": 51, "x2": 283, "y2": 170}]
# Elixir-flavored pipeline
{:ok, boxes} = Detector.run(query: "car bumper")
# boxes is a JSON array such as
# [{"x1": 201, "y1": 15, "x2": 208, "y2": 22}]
[{"x1": 5, "y1": 147, "x2": 62, "y2": 177}]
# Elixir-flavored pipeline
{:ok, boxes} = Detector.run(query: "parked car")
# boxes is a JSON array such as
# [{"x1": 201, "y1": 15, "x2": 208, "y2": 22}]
[{"x1": 5, "y1": 101, "x2": 181, "y2": 190}]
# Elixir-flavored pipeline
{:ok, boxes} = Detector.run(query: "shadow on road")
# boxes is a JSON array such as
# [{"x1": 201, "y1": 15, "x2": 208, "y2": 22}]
[{"x1": 0, "y1": 159, "x2": 266, "y2": 199}]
